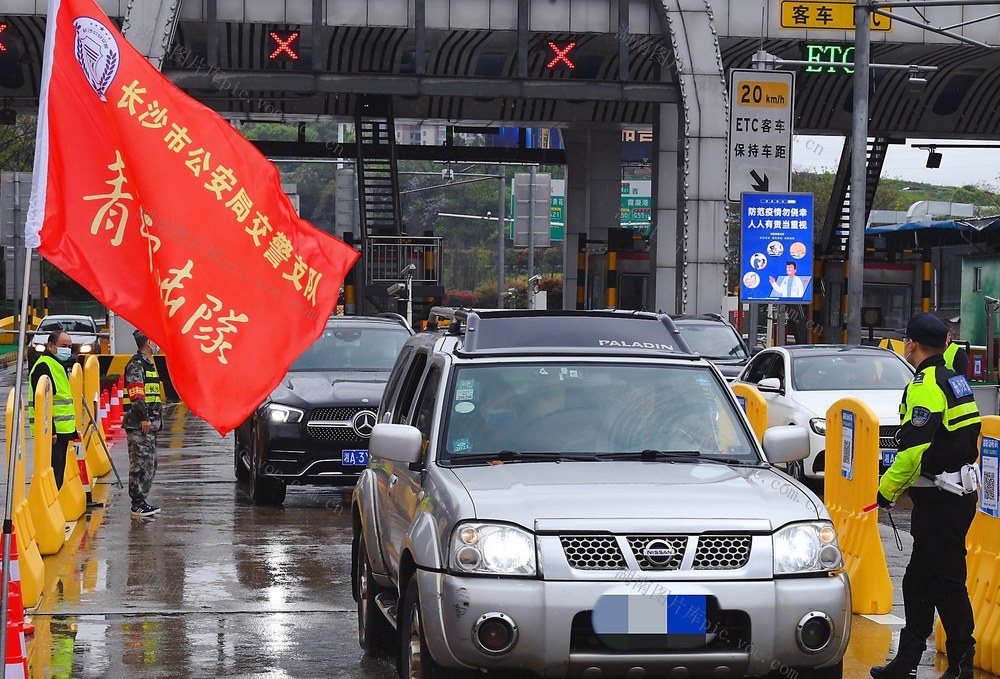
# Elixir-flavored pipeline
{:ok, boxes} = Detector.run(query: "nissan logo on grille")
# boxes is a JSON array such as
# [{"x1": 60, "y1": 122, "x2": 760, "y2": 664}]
[
  {"x1": 352, "y1": 410, "x2": 377, "y2": 438},
  {"x1": 642, "y1": 539, "x2": 677, "y2": 566}
]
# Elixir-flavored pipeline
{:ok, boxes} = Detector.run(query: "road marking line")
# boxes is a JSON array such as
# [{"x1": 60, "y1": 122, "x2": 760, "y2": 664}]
[{"x1": 862, "y1": 614, "x2": 906, "y2": 625}]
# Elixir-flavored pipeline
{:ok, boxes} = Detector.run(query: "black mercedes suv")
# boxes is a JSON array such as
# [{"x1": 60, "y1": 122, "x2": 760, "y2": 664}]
[{"x1": 235, "y1": 314, "x2": 413, "y2": 505}]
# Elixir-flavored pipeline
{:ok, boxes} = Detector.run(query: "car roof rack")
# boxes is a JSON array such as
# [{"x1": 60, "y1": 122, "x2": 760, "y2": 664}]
[{"x1": 425, "y1": 307, "x2": 696, "y2": 358}]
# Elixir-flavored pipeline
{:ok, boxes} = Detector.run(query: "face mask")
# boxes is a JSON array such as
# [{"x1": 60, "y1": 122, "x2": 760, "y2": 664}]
[
  {"x1": 149, "y1": 343, "x2": 160, "y2": 354},
  {"x1": 56, "y1": 347, "x2": 72, "y2": 361}
]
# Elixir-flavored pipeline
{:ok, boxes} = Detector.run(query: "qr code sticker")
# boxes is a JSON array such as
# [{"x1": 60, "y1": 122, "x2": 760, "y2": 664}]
[{"x1": 985, "y1": 471, "x2": 997, "y2": 502}]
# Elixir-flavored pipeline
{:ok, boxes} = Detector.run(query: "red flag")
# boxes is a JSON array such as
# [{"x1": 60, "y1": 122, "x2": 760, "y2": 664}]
[{"x1": 25, "y1": 0, "x2": 359, "y2": 434}]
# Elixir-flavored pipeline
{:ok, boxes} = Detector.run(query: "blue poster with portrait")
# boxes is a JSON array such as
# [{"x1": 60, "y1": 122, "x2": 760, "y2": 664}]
[{"x1": 740, "y1": 193, "x2": 814, "y2": 303}]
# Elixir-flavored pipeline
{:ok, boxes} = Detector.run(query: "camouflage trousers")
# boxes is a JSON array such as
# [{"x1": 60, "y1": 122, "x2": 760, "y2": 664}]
[{"x1": 127, "y1": 428, "x2": 159, "y2": 507}]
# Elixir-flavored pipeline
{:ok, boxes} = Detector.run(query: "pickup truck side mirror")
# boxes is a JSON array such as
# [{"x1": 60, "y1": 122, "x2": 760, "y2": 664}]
[
  {"x1": 370, "y1": 423, "x2": 423, "y2": 464},
  {"x1": 763, "y1": 425, "x2": 809, "y2": 464}
]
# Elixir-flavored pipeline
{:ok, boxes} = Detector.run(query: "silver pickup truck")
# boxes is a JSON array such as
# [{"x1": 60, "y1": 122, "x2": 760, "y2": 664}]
[{"x1": 352, "y1": 309, "x2": 850, "y2": 679}]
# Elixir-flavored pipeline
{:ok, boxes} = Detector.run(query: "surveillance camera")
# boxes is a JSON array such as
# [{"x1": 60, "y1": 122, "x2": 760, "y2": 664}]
[
  {"x1": 399, "y1": 263, "x2": 417, "y2": 276},
  {"x1": 387, "y1": 283, "x2": 406, "y2": 297},
  {"x1": 441, "y1": 167, "x2": 454, "y2": 181},
  {"x1": 908, "y1": 68, "x2": 928, "y2": 94},
  {"x1": 528, "y1": 275, "x2": 542, "y2": 285}
]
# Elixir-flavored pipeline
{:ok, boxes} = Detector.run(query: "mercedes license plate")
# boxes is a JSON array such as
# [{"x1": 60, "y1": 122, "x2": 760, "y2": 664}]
[{"x1": 342, "y1": 449, "x2": 369, "y2": 466}]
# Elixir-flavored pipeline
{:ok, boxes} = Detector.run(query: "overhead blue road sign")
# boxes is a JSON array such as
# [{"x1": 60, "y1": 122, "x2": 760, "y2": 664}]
[{"x1": 740, "y1": 193, "x2": 814, "y2": 303}]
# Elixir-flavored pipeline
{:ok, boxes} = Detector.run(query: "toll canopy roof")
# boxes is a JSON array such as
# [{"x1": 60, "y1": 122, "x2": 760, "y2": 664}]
[{"x1": 866, "y1": 216, "x2": 1000, "y2": 234}]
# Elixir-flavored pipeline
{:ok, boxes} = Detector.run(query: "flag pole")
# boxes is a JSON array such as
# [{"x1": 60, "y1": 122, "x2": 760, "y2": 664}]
[{"x1": 1, "y1": 246, "x2": 35, "y2": 657}]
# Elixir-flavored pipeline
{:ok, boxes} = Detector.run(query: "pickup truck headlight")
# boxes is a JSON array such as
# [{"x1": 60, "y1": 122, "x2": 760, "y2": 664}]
[
  {"x1": 450, "y1": 523, "x2": 537, "y2": 576},
  {"x1": 773, "y1": 521, "x2": 842, "y2": 574},
  {"x1": 808, "y1": 418, "x2": 826, "y2": 435},
  {"x1": 265, "y1": 404, "x2": 304, "y2": 424}
]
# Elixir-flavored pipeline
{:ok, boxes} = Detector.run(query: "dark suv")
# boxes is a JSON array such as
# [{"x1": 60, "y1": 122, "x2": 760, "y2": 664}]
[
  {"x1": 235, "y1": 314, "x2": 413, "y2": 505},
  {"x1": 670, "y1": 313, "x2": 751, "y2": 381}
]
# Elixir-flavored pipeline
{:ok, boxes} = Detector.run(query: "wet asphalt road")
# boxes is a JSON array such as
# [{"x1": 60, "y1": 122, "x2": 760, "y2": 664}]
[{"x1": 0, "y1": 367, "x2": 995, "y2": 679}]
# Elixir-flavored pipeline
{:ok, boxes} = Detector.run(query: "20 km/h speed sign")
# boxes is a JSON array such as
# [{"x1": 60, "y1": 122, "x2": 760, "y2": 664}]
[{"x1": 727, "y1": 69, "x2": 794, "y2": 202}]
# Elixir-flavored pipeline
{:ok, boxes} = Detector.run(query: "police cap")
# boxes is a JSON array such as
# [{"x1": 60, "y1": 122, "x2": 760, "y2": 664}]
[{"x1": 900, "y1": 313, "x2": 948, "y2": 348}]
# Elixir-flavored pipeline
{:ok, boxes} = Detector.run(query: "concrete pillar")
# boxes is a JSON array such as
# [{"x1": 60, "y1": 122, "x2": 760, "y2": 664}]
[
  {"x1": 562, "y1": 128, "x2": 623, "y2": 310},
  {"x1": 652, "y1": 0, "x2": 729, "y2": 315}
]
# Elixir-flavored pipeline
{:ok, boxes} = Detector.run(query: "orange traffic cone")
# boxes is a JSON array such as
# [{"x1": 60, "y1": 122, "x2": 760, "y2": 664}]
[
  {"x1": 109, "y1": 385, "x2": 121, "y2": 427},
  {"x1": 4, "y1": 621, "x2": 28, "y2": 679},
  {"x1": 5, "y1": 531, "x2": 34, "y2": 636}
]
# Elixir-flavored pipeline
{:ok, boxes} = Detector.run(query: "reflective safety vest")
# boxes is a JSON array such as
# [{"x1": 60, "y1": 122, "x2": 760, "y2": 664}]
[
  {"x1": 879, "y1": 360, "x2": 981, "y2": 502},
  {"x1": 943, "y1": 342, "x2": 960, "y2": 372},
  {"x1": 28, "y1": 354, "x2": 76, "y2": 435},
  {"x1": 122, "y1": 358, "x2": 162, "y2": 414}
]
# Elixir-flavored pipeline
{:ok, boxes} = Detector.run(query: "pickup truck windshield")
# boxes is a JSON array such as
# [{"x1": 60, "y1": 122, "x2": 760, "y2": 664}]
[{"x1": 441, "y1": 363, "x2": 760, "y2": 464}]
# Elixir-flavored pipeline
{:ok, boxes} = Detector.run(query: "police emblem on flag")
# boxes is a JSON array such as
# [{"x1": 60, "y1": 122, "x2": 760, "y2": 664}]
[{"x1": 72, "y1": 17, "x2": 119, "y2": 101}]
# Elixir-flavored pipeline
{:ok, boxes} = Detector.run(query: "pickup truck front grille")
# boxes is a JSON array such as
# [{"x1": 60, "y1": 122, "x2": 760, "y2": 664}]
[
  {"x1": 560, "y1": 534, "x2": 752, "y2": 571},
  {"x1": 560, "y1": 536, "x2": 627, "y2": 570},
  {"x1": 692, "y1": 535, "x2": 752, "y2": 570}
]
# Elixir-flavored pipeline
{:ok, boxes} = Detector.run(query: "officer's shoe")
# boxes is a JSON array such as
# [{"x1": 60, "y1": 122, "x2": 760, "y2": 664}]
[
  {"x1": 131, "y1": 502, "x2": 161, "y2": 517},
  {"x1": 938, "y1": 642, "x2": 975, "y2": 679},
  {"x1": 871, "y1": 629, "x2": 926, "y2": 679}
]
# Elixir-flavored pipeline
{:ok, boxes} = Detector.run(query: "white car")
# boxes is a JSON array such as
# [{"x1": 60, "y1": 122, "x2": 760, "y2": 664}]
[
  {"x1": 734, "y1": 345, "x2": 914, "y2": 481},
  {"x1": 30, "y1": 315, "x2": 100, "y2": 363}
]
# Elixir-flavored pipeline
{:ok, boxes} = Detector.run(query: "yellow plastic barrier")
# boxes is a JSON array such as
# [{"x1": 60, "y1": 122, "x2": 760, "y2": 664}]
[
  {"x1": 27, "y1": 375, "x2": 68, "y2": 555},
  {"x1": 57, "y1": 366, "x2": 87, "y2": 521},
  {"x1": 879, "y1": 338, "x2": 905, "y2": 356},
  {"x1": 731, "y1": 383, "x2": 767, "y2": 443},
  {"x1": 83, "y1": 354, "x2": 111, "y2": 477},
  {"x1": 935, "y1": 416, "x2": 1000, "y2": 672},
  {"x1": 824, "y1": 398, "x2": 892, "y2": 614},
  {"x1": 6, "y1": 388, "x2": 45, "y2": 608}
]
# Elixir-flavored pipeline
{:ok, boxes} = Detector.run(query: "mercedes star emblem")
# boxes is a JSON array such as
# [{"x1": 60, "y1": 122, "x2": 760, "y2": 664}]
[{"x1": 352, "y1": 410, "x2": 377, "y2": 438}]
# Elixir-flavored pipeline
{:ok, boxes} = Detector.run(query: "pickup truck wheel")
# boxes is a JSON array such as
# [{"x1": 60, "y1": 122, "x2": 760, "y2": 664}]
[
  {"x1": 400, "y1": 576, "x2": 445, "y2": 679},
  {"x1": 356, "y1": 539, "x2": 393, "y2": 657}
]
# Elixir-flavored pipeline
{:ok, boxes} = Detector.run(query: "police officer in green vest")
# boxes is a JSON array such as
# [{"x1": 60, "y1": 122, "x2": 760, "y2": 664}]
[
  {"x1": 123, "y1": 329, "x2": 163, "y2": 518},
  {"x1": 871, "y1": 313, "x2": 981, "y2": 679},
  {"x1": 943, "y1": 320, "x2": 969, "y2": 378},
  {"x1": 28, "y1": 330, "x2": 78, "y2": 489}
]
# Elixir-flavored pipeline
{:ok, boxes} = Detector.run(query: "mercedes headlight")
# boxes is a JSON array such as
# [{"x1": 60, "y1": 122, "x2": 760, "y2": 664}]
[
  {"x1": 266, "y1": 404, "x2": 304, "y2": 424},
  {"x1": 450, "y1": 523, "x2": 537, "y2": 576},
  {"x1": 808, "y1": 418, "x2": 826, "y2": 435},
  {"x1": 773, "y1": 521, "x2": 842, "y2": 574}
]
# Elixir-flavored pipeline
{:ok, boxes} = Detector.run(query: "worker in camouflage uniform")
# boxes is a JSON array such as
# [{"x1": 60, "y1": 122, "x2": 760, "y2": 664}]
[{"x1": 124, "y1": 329, "x2": 163, "y2": 518}]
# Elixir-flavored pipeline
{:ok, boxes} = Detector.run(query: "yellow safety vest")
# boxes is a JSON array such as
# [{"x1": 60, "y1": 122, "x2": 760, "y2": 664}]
[
  {"x1": 122, "y1": 358, "x2": 162, "y2": 413},
  {"x1": 28, "y1": 355, "x2": 76, "y2": 434},
  {"x1": 943, "y1": 342, "x2": 960, "y2": 372}
]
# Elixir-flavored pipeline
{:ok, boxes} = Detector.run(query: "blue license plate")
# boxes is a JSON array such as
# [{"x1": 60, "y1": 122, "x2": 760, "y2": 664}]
[
  {"x1": 342, "y1": 449, "x2": 369, "y2": 466},
  {"x1": 881, "y1": 449, "x2": 897, "y2": 467},
  {"x1": 592, "y1": 593, "x2": 707, "y2": 635}
]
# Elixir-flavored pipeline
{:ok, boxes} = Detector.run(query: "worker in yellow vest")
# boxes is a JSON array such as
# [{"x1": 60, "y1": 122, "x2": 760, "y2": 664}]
[
  {"x1": 944, "y1": 320, "x2": 969, "y2": 378},
  {"x1": 28, "y1": 330, "x2": 79, "y2": 489}
]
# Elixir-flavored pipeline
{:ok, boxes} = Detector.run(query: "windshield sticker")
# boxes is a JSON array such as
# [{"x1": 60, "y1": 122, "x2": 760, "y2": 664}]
[
  {"x1": 456, "y1": 379, "x2": 475, "y2": 401},
  {"x1": 452, "y1": 438, "x2": 472, "y2": 452},
  {"x1": 569, "y1": 370, "x2": 579, "y2": 378},
  {"x1": 455, "y1": 401, "x2": 475, "y2": 414},
  {"x1": 598, "y1": 339, "x2": 674, "y2": 350}
]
